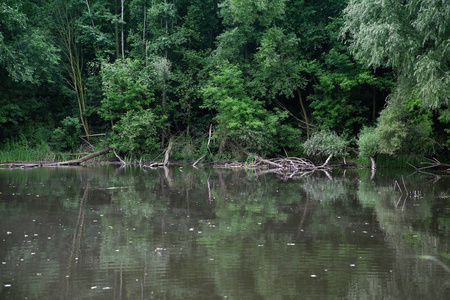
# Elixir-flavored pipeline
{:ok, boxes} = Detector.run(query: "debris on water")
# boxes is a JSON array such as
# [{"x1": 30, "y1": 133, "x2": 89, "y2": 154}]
[{"x1": 109, "y1": 226, "x2": 113, "y2": 229}]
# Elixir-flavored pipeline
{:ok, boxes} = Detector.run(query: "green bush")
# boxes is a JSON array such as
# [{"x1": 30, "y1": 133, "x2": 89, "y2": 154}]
[
  {"x1": 303, "y1": 130, "x2": 348, "y2": 158},
  {"x1": 202, "y1": 62, "x2": 288, "y2": 156},
  {"x1": 110, "y1": 109, "x2": 161, "y2": 157},
  {"x1": 51, "y1": 116, "x2": 82, "y2": 151},
  {"x1": 357, "y1": 126, "x2": 378, "y2": 160},
  {"x1": 376, "y1": 96, "x2": 436, "y2": 156}
]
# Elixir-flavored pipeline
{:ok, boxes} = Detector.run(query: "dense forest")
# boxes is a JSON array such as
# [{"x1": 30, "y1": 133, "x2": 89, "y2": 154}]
[{"x1": 0, "y1": 0, "x2": 449, "y2": 164}]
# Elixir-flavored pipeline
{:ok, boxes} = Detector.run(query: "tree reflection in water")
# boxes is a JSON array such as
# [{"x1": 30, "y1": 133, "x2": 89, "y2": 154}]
[{"x1": 0, "y1": 166, "x2": 448, "y2": 299}]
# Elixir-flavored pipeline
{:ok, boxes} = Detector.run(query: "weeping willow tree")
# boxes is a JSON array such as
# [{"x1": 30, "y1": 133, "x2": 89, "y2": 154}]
[{"x1": 342, "y1": 0, "x2": 450, "y2": 154}]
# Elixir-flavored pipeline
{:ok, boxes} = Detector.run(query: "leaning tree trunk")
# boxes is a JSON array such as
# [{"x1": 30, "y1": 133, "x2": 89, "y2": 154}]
[{"x1": 296, "y1": 87, "x2": 310, "y2": 139}]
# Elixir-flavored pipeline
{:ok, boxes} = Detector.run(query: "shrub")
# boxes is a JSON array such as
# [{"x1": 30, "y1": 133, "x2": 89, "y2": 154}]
[
  {"x1": 303, "y1": 130, "x2": 348, "y2": 158},
  {"x1": 357, "y1": 126, "x2": 378, "y2": 160},
  {"x1": 51, "y1": 116, "x2": 82, "y2": 151},
  {"x1": 110, "y1": 109, "x2": 162, "y2": 157}
]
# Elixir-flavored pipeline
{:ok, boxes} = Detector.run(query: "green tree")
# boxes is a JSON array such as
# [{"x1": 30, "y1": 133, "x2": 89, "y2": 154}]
[
  {"x1": 343, "y1": 0, "x2": 449, "y2": 109},
  {"x1": 100, "y1": 58, "x2": 154, "y2": 122},
  {"x1": 0, "y1": 0, "x2": 61, "y2": 143},
  {"x1": 202, "y1": 62, "x2": 285, "y2": 156},
  {"x1": 0, "y1": 1, "x2": 59, "y2": 84},
  {"x1": 342, "y1": 0, "x2": 450, "y2": 154}
]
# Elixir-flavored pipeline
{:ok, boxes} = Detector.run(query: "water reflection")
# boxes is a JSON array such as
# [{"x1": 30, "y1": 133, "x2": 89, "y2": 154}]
[{"x1": 0, "y1": 166, "x2": 448, "y2": 299}]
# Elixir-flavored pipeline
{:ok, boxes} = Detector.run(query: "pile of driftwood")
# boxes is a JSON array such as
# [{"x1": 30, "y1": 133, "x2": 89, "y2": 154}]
[{"x1": 219, "y1": 154, "x2": 334, "y2": 179}]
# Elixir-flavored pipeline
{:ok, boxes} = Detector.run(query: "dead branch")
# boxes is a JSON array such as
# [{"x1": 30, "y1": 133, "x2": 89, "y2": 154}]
[
  {"x1": 411, "y1": 158, "x2": 450, "y2": 171},
  {"x1": 193, "y1": 124, "x2": 213, "y2": 167},
  {"x1": 193, "y1": 154, "x2": 207, "y2": 167},
  {"x1": 163, "y1": 137, "x2": 174, "y2": 166},
  {"x1": 113, "y1": 150, "x2": 126, "y2": 166}
]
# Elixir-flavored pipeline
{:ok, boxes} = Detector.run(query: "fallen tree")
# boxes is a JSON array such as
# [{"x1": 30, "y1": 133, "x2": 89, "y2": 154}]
[{"x1": 0, "y1": 149, "x2": 110, "y2": 169}]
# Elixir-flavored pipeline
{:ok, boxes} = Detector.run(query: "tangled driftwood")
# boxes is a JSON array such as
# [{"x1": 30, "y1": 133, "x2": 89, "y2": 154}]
[{"x1": 218, "y1": 154, "x2": 334, "y2": 180}]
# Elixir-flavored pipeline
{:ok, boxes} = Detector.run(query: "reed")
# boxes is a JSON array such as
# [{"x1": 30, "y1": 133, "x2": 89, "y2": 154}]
[
  {"x1": 0, "y1": 138, "x2": 55, "y2": 162},
  {"x1": 357, "y1": 154, "x2": 425, "y2": 168}
]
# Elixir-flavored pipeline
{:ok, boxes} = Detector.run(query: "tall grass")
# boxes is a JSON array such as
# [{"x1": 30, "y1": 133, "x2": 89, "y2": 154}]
[
  {"x1": 0, "y1": 137, "x2": 55, "y2": 162},
  {"x1": 357, "y1": 154, "x2": 425, "y2": 168}
]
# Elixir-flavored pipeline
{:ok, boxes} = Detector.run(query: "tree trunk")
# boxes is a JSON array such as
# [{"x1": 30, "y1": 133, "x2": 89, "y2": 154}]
[
  {"x1": 163, "y1": 137, "x2": 174, "y2": 166},
  {"x1": 115, "y1": 0, "x2": 120, "y2": 59},
  {"x1": 370, "y1": 156, "x2": 376, "y2": 170},
  {"x1": 53, "y1": 0, "x2": 90, "y2": 138},
  {"x1": 58, "y1": 148, "x2": 110, "y2": 165},
  {"x1": 121, "y1": 0, "x2": 125, "y2": 59},
  {"x1": 218, "y1": 134, "x2": 228, "y2": 156},
  {"x1": 143, "y1": 5, "x2": 146, "y2": 55},
  {"x1": 296, "y1": 87, "x2": 310, "y2": 139}
]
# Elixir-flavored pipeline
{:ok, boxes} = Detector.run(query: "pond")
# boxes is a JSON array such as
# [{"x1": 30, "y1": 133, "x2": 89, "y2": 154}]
[{"x1": 0, "y1": 166, "x2": 449, "y2": 299}]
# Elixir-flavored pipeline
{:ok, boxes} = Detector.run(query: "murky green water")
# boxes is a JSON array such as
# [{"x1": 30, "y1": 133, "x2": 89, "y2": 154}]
[{"x1": 0, "y1": 166, "x2": 449, "y2": 299}]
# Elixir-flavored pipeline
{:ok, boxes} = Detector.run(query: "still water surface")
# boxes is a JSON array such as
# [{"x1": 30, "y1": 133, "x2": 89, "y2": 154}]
[{"x1": 0, "y1": 166, "x2": 449, "y2": 299}]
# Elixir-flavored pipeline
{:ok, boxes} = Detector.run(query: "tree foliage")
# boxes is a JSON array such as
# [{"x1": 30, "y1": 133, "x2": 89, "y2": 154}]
[
  {"x1": 303, "y1": 130, "x2": 349, "y2": 158},
  {"x1": 0, "y1": 0, "x2": 448, "y2": 161},
  {"x1": 202, "y1": 63, "x2": 286, "y2": 155},
  {"x1": 342, "y1": 0, "x2": 449, "y2": 109},
  {"x1": 342, "y1": 0, "x2": 449, "y2": 155}
]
